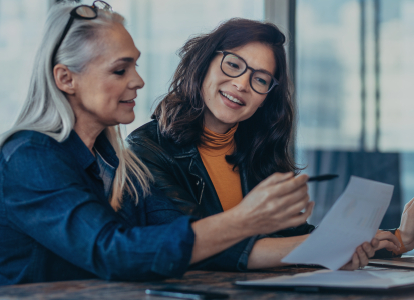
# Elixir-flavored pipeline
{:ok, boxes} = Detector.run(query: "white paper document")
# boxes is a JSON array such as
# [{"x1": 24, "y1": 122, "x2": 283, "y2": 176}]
[
  {"x1": 281, "y1": 176, "x2": 394, "y2": 270},
  {"x1": 236, "y1": 269, "x2": 414, "y2": 290}
]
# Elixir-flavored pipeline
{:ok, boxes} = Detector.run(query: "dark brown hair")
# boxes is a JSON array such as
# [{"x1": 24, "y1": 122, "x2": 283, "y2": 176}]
[{"x1": 153, "y1": 18, "x2": 298, "y2": 184}]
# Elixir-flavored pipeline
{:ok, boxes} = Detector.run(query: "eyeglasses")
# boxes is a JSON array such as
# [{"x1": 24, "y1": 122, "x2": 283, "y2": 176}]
[
  {"x1": 51, "y1": 1, "x2": 112, "y2": 67},
  {"x1": 217, "y1": 51, "x2": 279, "y2": 94}
]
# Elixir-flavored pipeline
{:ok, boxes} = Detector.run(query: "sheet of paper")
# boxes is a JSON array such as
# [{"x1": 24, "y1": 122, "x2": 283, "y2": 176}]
[
  {"x1": 281, "y1": 176, "x2": 394, "y2": 270},
  {"x1": 236, "y1": 269, "x2": 414, "y2": 289}
]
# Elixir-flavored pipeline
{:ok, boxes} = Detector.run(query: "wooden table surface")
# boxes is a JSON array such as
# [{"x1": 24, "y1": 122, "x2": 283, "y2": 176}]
[{"x1": 1, "y1": 266, "x2": 414, "y2": 300}]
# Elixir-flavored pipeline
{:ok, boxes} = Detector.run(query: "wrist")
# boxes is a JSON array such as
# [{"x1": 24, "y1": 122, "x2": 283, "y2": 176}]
[
  {"x1": 396, "y1": 228, "x2": 410, "y2": 253},
  {"x1": 225, "y1": 206, "x2": 256, "y2": 238}
]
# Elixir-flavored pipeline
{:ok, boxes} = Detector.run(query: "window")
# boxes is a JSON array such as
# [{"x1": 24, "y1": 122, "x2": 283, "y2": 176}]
[
  {"x1": 0, "y1": 0, "x2": 48, "y2": 134},
  {"x1": 296, "y1": 0, "x2": 414, "y2": 228}
]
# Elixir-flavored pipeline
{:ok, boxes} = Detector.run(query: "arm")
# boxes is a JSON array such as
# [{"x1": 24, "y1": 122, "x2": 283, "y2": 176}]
[
  {"x1": 136, "y1": 170, "x2": 314, "y2": 269},
  {"x1": 247, "y1": 235, "x2": 307, "y2": 269},
  {"x1": 396, "y1": 197, "x2": 414, "y2": 252},
  {"x1": 246, "y1": 230, "x2": 400, "y2": 270},
  {"x1": 133, "y1": 188, "x2": 258, "y2": 271},
  {"x1": 370, "y1": 197, "x2": 414, "y2": 259},
  {"x1": 189, "y1": 172, "x2": 313, "y2": 264}
]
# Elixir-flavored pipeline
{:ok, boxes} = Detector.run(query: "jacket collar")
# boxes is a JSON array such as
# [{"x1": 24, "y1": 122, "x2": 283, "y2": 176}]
[{"x1": 61, "y1": 130, "x2": 119, "y2": 170}]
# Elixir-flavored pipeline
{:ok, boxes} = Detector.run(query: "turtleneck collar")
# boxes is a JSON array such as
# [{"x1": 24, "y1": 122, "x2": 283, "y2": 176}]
[{"x1": 199, "y1": 123, "x2": 238, "y2": 156}]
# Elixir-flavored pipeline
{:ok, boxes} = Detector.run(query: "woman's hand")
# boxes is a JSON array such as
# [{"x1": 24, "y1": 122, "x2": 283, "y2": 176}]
[
  {"x1": 340, "y1": 233, "x2": 401, "y2": 270},
  {"x1": 230, "y1": 172, "x2": 314, "y2": 237},
  {"x1": 340, "y1": 241, "x2": 375, "y2": 270},
  {"x1": 398, "y1": 197, "x2": 414, "y2": 252},
  {"x1": 374, "y1": 230, "x2": 401, "y2": 252}
]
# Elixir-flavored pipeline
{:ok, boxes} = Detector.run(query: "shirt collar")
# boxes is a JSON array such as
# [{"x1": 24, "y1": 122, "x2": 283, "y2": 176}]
[
  {"x1": 95, "y1": 131, "x2": 119, "y2": 169},
  {"x1": 61, "y1": 130, "x2": 119, "y2": 170}
]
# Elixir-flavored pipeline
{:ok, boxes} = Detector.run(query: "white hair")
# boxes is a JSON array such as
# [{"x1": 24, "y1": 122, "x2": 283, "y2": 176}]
[{"x1": 0, "y1": 1, "x2": 152, "y2": 210}]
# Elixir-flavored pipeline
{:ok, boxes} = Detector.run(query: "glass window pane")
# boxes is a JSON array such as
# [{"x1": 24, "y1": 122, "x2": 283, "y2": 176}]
[
  {"x1": 380, "y1": 0, "x2": 414, "y2": 151},
  {"x1": 0, "y1": 0, "x2": 48, "y2": 134},
  {"x1": 296, "y1": 0, "x2": 414, "y2": 228},
  {"x1": 296, "y1": 0, "x2": 361, "y2": 151}
]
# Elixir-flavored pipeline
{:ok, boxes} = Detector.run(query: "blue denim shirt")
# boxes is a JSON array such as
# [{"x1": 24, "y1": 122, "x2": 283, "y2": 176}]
[{"x1": 0, "y1": 130, "x2": 195, "y2": 285}]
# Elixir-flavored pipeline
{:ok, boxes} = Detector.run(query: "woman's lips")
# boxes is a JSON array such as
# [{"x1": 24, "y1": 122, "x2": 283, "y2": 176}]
[
  {"x1": 219, "y1": 91, "x2": 245, "y2": 106},
  {"x1": 219, "y1": 91, "x2": 244, "y2": 109},
  {"x1": 119, "y1": 99, "x2": 135, "y2": 107}
]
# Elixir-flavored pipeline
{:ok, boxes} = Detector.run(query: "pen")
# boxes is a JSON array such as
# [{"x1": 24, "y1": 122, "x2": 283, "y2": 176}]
[{"x1": 307, "y1": 174, "x2": 339, "y2": 182}]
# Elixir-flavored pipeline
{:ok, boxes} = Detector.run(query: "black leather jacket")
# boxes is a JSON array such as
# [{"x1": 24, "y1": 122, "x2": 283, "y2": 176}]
[{"x1": 127, "y1": 120, "x2": 315, "y2": 237}]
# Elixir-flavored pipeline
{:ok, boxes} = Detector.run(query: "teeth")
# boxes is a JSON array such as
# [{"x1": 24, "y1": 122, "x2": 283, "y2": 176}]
[{"x1": 221, "y1": 92, "x2": 243, "y2": 105}]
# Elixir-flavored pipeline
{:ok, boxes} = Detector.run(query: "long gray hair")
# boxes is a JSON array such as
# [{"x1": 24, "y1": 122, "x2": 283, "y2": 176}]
[{"x1": 0, "y1": 1, "x2": 152, "y2": 210}]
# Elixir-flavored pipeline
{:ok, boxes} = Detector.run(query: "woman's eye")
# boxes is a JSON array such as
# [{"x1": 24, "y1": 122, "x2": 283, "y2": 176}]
[
  {"x1": 114, "y1": 69, "x2": 126, "y2": 75},
  {"x1": 255, "y1": 77, "x2": 268, "y2": 86},
  {"x1": 226, "y1": 62, "x2": 240, "y2": 70}
]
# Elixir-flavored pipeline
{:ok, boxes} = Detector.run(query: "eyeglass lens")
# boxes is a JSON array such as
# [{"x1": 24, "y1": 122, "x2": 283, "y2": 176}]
[
  {"x1": 93, "y1": 0, "x2": 113, "y2": 10},
  {"x1": 75, "y1": 6, "x2": 97, "y2": 18},
  {"x1": 221, "y1": 54, "x2": 274, "y2": 94}
]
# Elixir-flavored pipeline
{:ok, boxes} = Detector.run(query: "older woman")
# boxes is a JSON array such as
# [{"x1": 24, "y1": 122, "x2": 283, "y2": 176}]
[
  {"x1": 0, "y1": 1, "x2": 318, "y2": 285},
  {"x1": 127, "y1": 18, "x2": 403, "y2": 269}
]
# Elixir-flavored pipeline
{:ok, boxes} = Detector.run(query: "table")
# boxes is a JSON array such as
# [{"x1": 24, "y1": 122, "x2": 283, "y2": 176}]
[{"x1": 1, "y1": 266, "x2": 414, "y2": 299}]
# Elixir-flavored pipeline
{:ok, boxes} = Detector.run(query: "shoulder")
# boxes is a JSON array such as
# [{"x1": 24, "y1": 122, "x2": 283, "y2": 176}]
[
  {"x1": 1, "y1": 130, "x2": 61, "y2": 162},
  {"x1": 127, "y1": 120, "x2": 159, "y2": 145},
  {"x1": 127, "y1": 120, "x2": 198, "y2": 161},
  {"x1": 1, "y1": 131, "x2": 81, "y2": 190},
  {"x1": 127, "y1": 120, "x2": 176, "y2": 166}
]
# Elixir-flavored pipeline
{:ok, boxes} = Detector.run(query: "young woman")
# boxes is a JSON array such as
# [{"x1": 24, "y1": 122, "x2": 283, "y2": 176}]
[
  {"x1": 0, "y1": 2, "x2": 316, "y2": 285},
  {"x1": 127, "y1": 18, "x2": 403, "y2": 268}
]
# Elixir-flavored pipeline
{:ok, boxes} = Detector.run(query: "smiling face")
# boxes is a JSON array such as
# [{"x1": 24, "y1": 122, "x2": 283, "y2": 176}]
[
  {"x1": 69, "y1": 23, "x2": 143, "y2": 130},
  {"x1": 201, "y1": 42, "x2": 276, "y2": 134}
]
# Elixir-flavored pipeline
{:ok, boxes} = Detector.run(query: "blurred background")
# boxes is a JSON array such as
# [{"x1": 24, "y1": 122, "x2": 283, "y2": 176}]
[{"x1": 0, "y1": 0, "x2": 413, "y2": 229}]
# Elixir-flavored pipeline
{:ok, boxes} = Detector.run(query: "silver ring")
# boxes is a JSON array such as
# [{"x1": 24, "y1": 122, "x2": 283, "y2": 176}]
[{"x1": 358, "y1": 266, "x2": 364, "y2": 270}]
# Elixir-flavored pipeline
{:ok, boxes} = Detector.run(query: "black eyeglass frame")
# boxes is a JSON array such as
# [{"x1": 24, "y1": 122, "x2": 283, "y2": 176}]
[
  {"x1": 217, "y1": 51, "x2": 279, "y2": 95},
  {"x1": 51, "y1": 1, "x2": 112, "y2": 68}
]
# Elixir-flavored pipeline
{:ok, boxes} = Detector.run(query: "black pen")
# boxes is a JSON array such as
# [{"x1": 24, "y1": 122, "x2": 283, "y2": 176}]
[{"x1": 307, "y1": 174, "x2": 339, "y2": 182}]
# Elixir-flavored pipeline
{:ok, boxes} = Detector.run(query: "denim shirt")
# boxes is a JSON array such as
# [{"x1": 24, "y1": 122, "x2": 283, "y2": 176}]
[{"x1": 0, "y1": 130, "x2": 195, "y2": 285}]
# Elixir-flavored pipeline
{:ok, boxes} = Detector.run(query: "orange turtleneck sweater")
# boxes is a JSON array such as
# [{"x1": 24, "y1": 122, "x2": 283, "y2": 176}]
[{"x1": 197, "y1": 124, "x2": 243, "y2": 211}]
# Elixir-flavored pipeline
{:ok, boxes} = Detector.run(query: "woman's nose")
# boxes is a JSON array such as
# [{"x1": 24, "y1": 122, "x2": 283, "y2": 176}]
[
  {"x1": 130, "y1": 70, "x2": 145, "y2": 90},
  {"x1": 232, "y1": 72, "x2": 250, "y2": 92}
]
